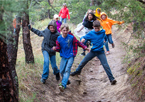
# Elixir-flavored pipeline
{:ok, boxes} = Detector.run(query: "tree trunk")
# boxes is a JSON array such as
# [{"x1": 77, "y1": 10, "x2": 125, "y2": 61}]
[
  {"x1": 7, "y1": 16, "x2": 21, "y2": 96},
  {"x1": 0, "y1": 11, "x2": 18, "y2": 102},
  {"x1": 22, "y1": 12, "x2": 34, "y2": 63},
  {"x1": 0, "y1": 39, "x2": 18, "y2": 102},
  {"x1": 48, "y1": 9, "x2": 51, "y2": 19},
  {"x1": 90, "y1": 0, "x2": 102, "y2": 6}
]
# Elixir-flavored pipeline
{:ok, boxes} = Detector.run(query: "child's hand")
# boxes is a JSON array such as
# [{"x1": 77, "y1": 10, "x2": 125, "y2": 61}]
[
  {"x1": 86, "y1": 48, "x2": 90, "y2": 52},
  {"x1": 28, "y1": 24, "x2": 32, "y2": 30},
  {"x1": 81, "y1": 38, "x2": 85, "y2": 43},
  {"x1": 120, "y1": 21, "x2": 125, "y2": 24},
  {"x1": 52, "y1": 46, "x2": 56, "y2": 51},
  {"x1": 118, "y1": 21, "x2": 125, "y2": 25}
]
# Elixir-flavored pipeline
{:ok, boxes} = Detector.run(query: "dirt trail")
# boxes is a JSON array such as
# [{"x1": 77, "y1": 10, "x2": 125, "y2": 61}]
[
  {"x1": 73, "y1": 27, "x2": 134, "y2": 102},
  {"x1": 20, "y1": 25, "x2": 136, "y2": 102}
]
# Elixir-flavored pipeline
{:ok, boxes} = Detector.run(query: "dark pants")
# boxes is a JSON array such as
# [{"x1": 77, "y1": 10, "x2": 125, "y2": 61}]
[
  {"x1": 75, "y1": 51, "x2": 115, "y2": 81},
  {"x1": 104, "y1": 34, "x2": 113, "y2": 51}
]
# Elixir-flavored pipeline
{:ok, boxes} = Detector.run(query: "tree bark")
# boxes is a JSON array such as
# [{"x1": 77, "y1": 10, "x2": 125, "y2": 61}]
[
  {"x1": 0, "y1": 10, "x2": 18, "y2": 102},
  {"x1": 22, "y1": 12, "x2": 34, "y2": 63},
  {"x1": 7, "y1": 16, "x2": 21, "y2": 97}
]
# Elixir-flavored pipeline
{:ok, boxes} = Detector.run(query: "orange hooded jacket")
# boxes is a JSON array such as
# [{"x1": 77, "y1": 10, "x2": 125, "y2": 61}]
[{"x1": 100, "y1": 12, "x2": 124, "y2": 35}]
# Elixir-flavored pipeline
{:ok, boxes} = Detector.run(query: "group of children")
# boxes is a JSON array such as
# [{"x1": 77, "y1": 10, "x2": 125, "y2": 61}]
[
  {"x1": 28, "y1": 6, "x2": 124, "y2": 92},
  {"x1": 75, "y1": 8, "x2": 124, "y2": 55}
]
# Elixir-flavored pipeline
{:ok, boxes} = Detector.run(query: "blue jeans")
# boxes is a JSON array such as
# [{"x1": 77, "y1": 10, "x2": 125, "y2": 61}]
[
  {"x1": 75, "y1": 51, "x2": 115, "y2": 81},
  {"x1": 60, "y1": 17, "x2": 67, "y2": 23},
  {"x1": 13, "y1": 28, "x2": 16, "y2": 33},
  {"x1": 42, "y1": 51, "x2": 59, "y2": 80},
  {"x1": 104, "y1": 34, "x2": 113, "y2": 51},
  {"x1": 104, "y1": 36, "x2": 109, "y2": 51},
  {"x1": 60, "y1": 57, "x2": 74, "y2": 88}
]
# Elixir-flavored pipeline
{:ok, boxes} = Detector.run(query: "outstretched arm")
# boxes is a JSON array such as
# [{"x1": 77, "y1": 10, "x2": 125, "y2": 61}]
[
  {"x1": 72, "y1": 36, "x2": 89, "y2": 51},
  {"x1": 77, "y1": 26, "x2": 84, "y2": 33},
  {"x1": 109, "y1": 19, "x2": 124, "y2": 25},
  {"x1": 28, "y1": 24, "x2": 45, "y2": 37}
]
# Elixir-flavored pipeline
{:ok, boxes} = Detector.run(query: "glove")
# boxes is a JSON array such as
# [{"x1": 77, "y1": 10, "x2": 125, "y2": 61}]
[{"x1": 28, "y1": 24, "x2": 31, "y2": 30}]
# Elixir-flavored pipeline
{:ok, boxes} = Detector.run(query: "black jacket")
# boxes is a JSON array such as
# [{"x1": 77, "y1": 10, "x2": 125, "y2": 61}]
[
  {"x1": 31, "y1": 20, "x2": 60, "y2": 55},
  {"x1": 83, "y1": 19, "x2": 94, "y2": 29}
]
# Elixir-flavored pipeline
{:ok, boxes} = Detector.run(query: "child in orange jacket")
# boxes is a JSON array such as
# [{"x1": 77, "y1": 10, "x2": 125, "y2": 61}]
[{"x1": 100, "y1": 12, "x2": 124, "y2": 54}]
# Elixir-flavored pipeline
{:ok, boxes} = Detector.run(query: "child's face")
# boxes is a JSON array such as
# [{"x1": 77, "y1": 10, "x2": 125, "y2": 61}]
[
  {"x1": 61, "y1": 27, "x2": 69, "y2": 37},
  {"x1": 101, "y1": 14, "x2": 106, "y2": 20},
  {"x1": 97, "y1": 10, "x2": 101, "y2": 14},
  {"x1": 55, "y1": 18, "x2": 59, "y2": 21},
  {"x1": 88, "y1": 14, "x2": 93, "y2": 20},
  {"x1": 93, "y1": 26, "x2": 100, "y2": 32},
  {"x1": 49, "y1": 26, "x2": 55, "y2": 33}
]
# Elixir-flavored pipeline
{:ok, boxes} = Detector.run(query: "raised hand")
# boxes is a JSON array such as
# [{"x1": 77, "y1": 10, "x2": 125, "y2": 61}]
[{"x1": 28, "y1": 24, "x2": 32, "y2": 30}]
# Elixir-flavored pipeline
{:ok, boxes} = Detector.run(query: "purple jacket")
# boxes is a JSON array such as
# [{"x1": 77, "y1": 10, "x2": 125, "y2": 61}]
[{"x1": 56, "y1": 20, "x2": 62, "y2": 32}]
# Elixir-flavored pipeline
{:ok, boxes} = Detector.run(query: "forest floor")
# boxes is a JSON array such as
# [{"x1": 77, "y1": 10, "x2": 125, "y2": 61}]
[{"x1": 16, "y1": 19, "x2": 137, "y2": 102}]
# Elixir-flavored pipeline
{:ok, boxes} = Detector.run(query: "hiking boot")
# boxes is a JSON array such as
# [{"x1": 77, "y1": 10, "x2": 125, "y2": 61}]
[
  {"x1": 106, "y1": 51, "x2": 110, "y2": 55},
  {"x1": 112, "y1": 43, "x2": 115, "y2": 48},
  {"x1": 59, "y1": 84, "x2": 65, "y2": 92},
  {"x1": 40, "y1": 78, "x2": 46, "y2": 84},
  {"x1": 56, "y1": 73, "x2": 60, "y2": 81},
  {"x1": 67, "y1": 80, "x2": 71, "y2": 85},
  {"x1": 111, "y1": 79, "x2": 117, "y2": 85},
  {"x1": 70, "y1": 71, "x2": 81, "y2": 76},
  {"x1": 81, "y1": 52, "x2": 86, "y2": 56}
]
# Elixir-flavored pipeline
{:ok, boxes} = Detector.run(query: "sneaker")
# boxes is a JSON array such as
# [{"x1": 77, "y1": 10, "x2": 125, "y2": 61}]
[
  {"x1": 111, "y1": 79, "x2": 117, "y2": 85},
  {"x1": 112, "y1": 43, "x2": 115, "y2": 48},
  {"x1": 81, "y1": 52, "x2": 86, "y2": 56},
  {"x1": 59, "y1": 84, "x2": 65, "y2": 92},
  {"x1": 70, "y1": 71, "x2": 81, "y2": 76},
  {"x1": 106, "y1": 51, "x2": 110, "y2": 55},
  {"x1": 40, "y1": 78, "x2": 46, "y2": 84},
  {"x1": 67, "y1": 80, "x2": 71, "y2": 85},
  {"x1": 56, "y1": 73, "x2": 60, "y2": 81}
]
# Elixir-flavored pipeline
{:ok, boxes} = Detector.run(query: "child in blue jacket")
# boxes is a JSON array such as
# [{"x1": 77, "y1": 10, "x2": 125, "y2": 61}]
[
  {"x1": 70, "y1": 20, "x2": 117, "y2": 85},
  {"x1": 52, "y1": 24, "x2": 89, "y2": 92}
]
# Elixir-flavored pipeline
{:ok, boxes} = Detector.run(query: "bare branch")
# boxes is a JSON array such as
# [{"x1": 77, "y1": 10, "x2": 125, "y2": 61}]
[{"x1": 47, "y1": 0, "x2": 59, "y2": 13}]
